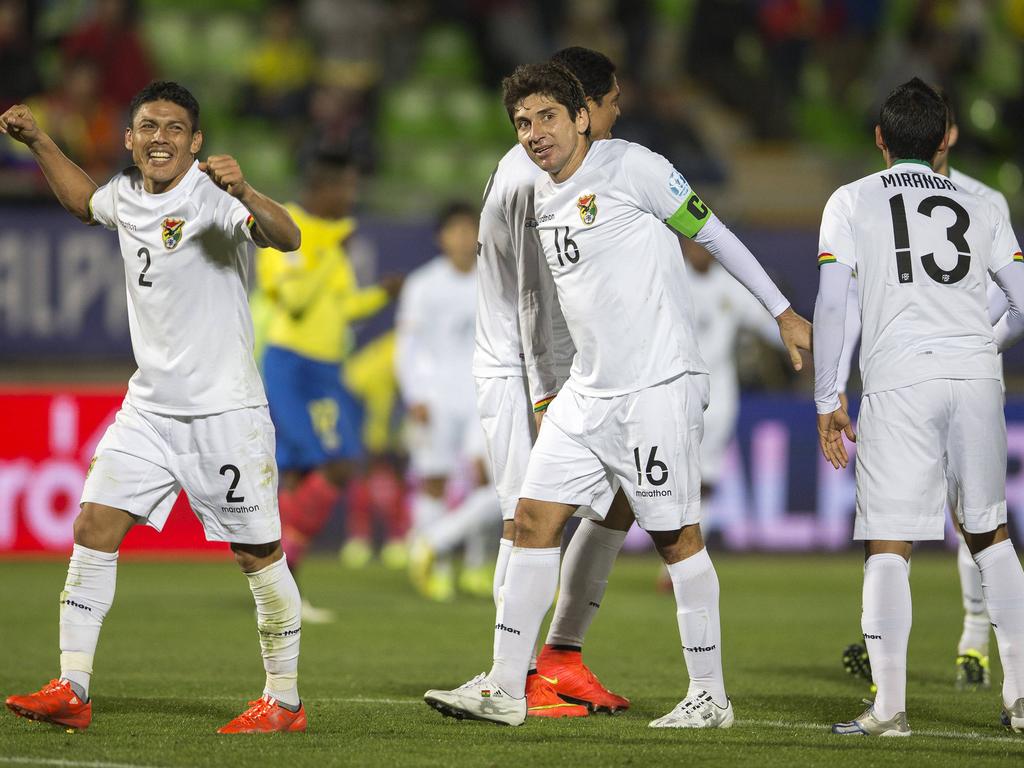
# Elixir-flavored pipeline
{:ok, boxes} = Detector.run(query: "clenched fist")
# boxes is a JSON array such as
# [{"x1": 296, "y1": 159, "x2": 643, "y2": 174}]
[
  {"x1": 0, "y1": 105, "x2": 42, "y2": 147},
  {"x1": 198, "y1": 155, "x2": 250, "y2": 198}
]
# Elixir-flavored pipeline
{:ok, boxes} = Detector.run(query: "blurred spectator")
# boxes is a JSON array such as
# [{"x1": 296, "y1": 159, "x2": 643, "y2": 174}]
[
  {"x1": 61, "y1": 0, "x2": 154, "y2": 111},
  {"x1": 0, "y1": 0, "x2": 41, "y2": 110},
  {"x1": 25, "y1": 57, "x2": 122, "y2": 180},
  {"x1": 240, "y1": 0, "x2": 315, "y2": 126}
]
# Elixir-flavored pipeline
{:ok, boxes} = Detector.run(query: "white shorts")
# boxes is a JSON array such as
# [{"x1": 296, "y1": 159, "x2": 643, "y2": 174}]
[
  {"x1": 81, "y1": 403, "x2": 281, "y2": 544},
  {"x1": 520, "y1": 373, "x2": 709, "y2": 531},
  {"x1": 406, "y1": 400, "x2": 487, "y2": 478},
  {"x1": 855, "y1": 378, "x2": 1007, "y2": 541},
  {"x1": 475, "y1": 375, "x2": 535, "y2": 521}
]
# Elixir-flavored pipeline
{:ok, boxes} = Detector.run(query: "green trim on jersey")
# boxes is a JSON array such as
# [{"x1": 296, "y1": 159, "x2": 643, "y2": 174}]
[
  {"x1": 892, "y1": 158, "x2": 932, "y2": 167},
  {"x1": 666, "y1": 192, "x2": 712, "y2": 238}
]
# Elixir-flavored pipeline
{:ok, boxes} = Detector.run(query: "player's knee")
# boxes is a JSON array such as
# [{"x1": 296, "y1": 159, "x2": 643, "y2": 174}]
[
  {"x1": 650, "y1": 524, "x2": 703, "y2": 564},
  {"x1": 962, "y1": 524, "x2": 1009, "y2": 556},
  {"x1": 231, "y1": 541, "x2": 283, "y2": 572},
  {"x1": 74, "y1": 503, "x2": 133, "y2": 552},
  {"x1": 512, "y1": 499, "x2": 563, "y2": 547}
]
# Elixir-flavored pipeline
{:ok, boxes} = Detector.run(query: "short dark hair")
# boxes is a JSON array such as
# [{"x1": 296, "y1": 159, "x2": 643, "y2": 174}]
[
  {"x1": 879, "y1": 78, "x2": 946, "y2": 163},
  {"x1": 437, "y1": 201, "x2": 477, "y2": 232},
  {"x1": 938, "y1": 88, "x2": 956, "y2": 128},
  {"x1": 502, "y1": 62, "x2": 589, "y2": 135},
  {"x1": 129, "y1": 81, "x2": 200, "y2": 131},
  {"x1": 550, "y1": 47, "x2": 616, "y2": 104}
]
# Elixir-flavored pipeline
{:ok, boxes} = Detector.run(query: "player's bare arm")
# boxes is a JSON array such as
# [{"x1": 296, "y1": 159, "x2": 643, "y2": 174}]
[
  {"x1": 0, "y1": 104, "x2": 97, "y2": 223},
  {"x1": 199, "y1": 155, "x2": 300, "y2": 252}
]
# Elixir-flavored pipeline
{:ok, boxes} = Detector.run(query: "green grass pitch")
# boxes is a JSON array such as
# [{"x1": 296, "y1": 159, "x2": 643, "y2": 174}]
[{"x1": 1, "y1": 552, "x2": 1022, "y2": 767}]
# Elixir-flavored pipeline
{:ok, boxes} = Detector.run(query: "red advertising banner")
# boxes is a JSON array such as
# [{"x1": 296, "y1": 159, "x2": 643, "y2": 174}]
[{"x1": 0, "y1": 388, "x2": 224, "y2": 555}]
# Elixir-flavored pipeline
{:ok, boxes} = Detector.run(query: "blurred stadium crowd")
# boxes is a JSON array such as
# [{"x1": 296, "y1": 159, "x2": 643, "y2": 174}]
[{"x1": 4, "y1": 0, "x2": 1024, "y2": 220}]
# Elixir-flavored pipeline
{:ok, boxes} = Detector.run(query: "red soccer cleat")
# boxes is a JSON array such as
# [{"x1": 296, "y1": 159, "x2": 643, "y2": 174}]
[
  {"x1": 525, "y1": 673, "x2": 589, "y2": 718},
  {"x1": 217, "y1": 694, "x2": 307, "y2": 734},
  {"x1": 536, "y1": 645, "x2": 631, "y2": 713},
  {"x1": 6, "y1": 679, "x2": 92, "y2": 730}
]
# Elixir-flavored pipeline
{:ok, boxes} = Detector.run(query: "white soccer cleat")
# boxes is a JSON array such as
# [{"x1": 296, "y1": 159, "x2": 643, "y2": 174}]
[
  {"x1": 424, "y1": 673, "x2": 527, "y2": 726},
  {"x1": 300, "y1": 598, "x2": 336, "y2": 624},
  {"x1": 648, "y1": 690, "x2": 734, "y2": 729},
  {"x1": 1001, "y1": 698, "x2": 1024, "y2": 733},
  {"x1": 832, "y1": 702, "x2": 911, "y2": 736}
]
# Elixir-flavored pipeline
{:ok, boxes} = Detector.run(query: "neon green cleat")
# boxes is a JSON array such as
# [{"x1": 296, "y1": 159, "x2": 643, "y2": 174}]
[
  {"x1": 380, "y1": 540, "x2": 408, "y2": 570},
  {"x1": 955, "y1": 649, "x2": 991, "y2": 690},
  {"x1": 458, "y1": 565, "x2": 493, "y2": 598}
]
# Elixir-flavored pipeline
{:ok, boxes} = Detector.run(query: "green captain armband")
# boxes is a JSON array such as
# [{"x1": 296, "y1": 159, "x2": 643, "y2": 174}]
[
  {"x1": 533, "y1": 395, "x2": 555, "y2": 413},
  {"x1": 666, "y1": 192, "x2": 712, "y2": 238}
]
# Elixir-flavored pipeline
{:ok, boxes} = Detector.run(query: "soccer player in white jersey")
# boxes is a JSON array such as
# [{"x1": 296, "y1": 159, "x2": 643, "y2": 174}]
[
  {"x1": 425, "y1": 62, "x2": 811, "y2": 728},
  {"x1": 471, "y1": 47, "x2": 631, "y2": 718},
  {"x1": 814, "y1": 78, "x2": 1024, "y2": 736},
  {"x1": 397, "y1": 203, "x2": 501, "y2": 600},
  {"x1": 1, "y1": 82, "x2": 307, "y2": 734},
  {"x1": 837, "y1": 93, "x2": 1012, "y2": 692}
]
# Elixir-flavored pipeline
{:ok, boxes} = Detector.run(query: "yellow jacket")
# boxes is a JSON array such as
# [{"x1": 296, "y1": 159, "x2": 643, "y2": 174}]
[{"x1": 257, "y1": 203, "x2": 389, "y2": 363}]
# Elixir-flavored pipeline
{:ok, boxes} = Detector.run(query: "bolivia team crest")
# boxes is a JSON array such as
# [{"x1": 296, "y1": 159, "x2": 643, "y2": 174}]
[
  {"x1": 161, "y1": 217, "x2": 185, "y2": 250},
  {"x1": 577, "y1": 193, "x2": 598, "y2": 225}
]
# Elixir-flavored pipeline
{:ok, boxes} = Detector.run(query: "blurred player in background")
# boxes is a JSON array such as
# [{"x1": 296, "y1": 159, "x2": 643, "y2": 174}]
[
  {"x1": 396, "y1": 202, "x2": 500, "y2": 601},
  {"x1": 838, "y1": 92, "x2": 1012, "y2": 691},
  {"x1": 257, "y1": 148, "x2": 402, "y2": 623},
  {"x1": 469, "y1": 47, "x2": 632, "y2": 719},
  {"x1": 1, "y1": 82, "x2": 306, "y2": 733},
  {"x1": 426, "y1": 61, "x2": 811, "y2": 728},
  {"x1": 682, "y1": 239, "x2": 785, "y2": 497},
  {"x1": 815, "y1": 78, "x2": 1024, "y2": 736}
]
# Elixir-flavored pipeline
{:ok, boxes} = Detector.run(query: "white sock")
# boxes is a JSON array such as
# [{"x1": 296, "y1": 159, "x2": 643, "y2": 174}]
[
  {"x1": 957, "y1": 536, "x2": 990, "y2": 655},
  {"x1": 666, "y1": 548, "x2": 727, "y2": 708},
  {"x1": 546, "y1": 520, "x2": 626, "y2": 648},
  {"x1": 59, "y1": 544, "x2": 118, "y2": 700},
  {"x1": 411, "y1": 493, "x2": 446, "y2": 534},
  {"x1": 493, "y1": 538, "x2": 513, "y2": 608},
  {"x1": 489, "y1": 547, "x2": 560, "y2": 698},
  {"x1": 246, "y1": 556, "x2": 301, "y2": 707},
  {"x1": 862, "y1": 553, "x2": 912, "y2": 720},
  {"x1": 427, "y1": 486, "x2": 500, "y2": 556},
  {"x1": 974, "y1": 539, "x2": 1024, "y2": 706}
]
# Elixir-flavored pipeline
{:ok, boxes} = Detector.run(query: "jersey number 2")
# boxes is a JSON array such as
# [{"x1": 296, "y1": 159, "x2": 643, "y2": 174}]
[
  {"x1": 137, "y1": 247, "x2": 154, "y2": 287},
  {"x1": 888, "y1": 194, "x2": 971, "y2": 285}
]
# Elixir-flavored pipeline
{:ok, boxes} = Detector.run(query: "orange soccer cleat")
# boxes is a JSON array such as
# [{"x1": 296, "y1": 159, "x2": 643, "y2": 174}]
[
  {"x1": 6, "y1": 679, "x2": 92, "y2": 730},
  {"x1": 217, "y1": 695, "x2": 307, "y2": 734},
  {"x1": 525, "y1": 673, "x2": 589, "y2": 718},
  {"x1": 536, "y1": 645, "x2": 631, "y2": 713}
]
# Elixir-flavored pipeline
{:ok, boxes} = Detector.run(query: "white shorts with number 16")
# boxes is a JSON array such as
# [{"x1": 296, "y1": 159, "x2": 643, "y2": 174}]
[
  {"x1": 519, "y1": 373, "x2": 708, "y2": 531},
  {"x1": 81, "y1": 402, "x2": 281, "y2": 544}
]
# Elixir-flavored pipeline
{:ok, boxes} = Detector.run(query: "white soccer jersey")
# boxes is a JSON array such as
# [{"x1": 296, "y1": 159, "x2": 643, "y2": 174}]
[
  {"x1": 89, "y1": 161, "x2": 267, "y2": 416},
  {"x1": 950, "y1": 166, "x2": 1011, "y2": 222},
  {"x1": 475, "y1": 144, "x2": 575, "y2": 402},
  {"x1": 818, "y1": 159, "x2": 1021, "y2": 396},
  {"x1": 395, "y1": 256, "x2": 478, "y2": 408},
  {"x1": 532, "y1": 139, "x2": 713, "y2": 397}
]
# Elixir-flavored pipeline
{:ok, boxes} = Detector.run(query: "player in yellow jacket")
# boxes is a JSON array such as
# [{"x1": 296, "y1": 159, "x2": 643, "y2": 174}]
[{"x1": 257, "y1": 149, "x2": 401, "y2": 620}]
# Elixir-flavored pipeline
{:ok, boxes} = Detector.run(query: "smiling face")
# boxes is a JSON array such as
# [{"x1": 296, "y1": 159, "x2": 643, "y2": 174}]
[
  {"x1": 125, "y1": 100, "x2": 202, "y2": 194},
  {"x1": 513, "y1": 93, "x2": 591, "y2": 182}
]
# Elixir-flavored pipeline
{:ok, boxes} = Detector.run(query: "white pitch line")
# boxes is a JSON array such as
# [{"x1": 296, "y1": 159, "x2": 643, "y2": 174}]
[
  {"x1": 738, "y1": 718, "x2": 1024, "y2": 745},
  {"x1": 0, "y1": 758, "x2": 166, "y2": 768}
]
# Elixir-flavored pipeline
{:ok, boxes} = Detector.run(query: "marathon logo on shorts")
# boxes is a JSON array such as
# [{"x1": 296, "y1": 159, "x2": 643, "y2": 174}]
[
  {"x1": 635, "y1": 488, "x2": 673, "y2": 498},
  {"x1": 220, "y1": 503, "x2": 261, "y2": 514},
  {"x1": 161, "y1": 217, "x2": 185, "y2": 250}
]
